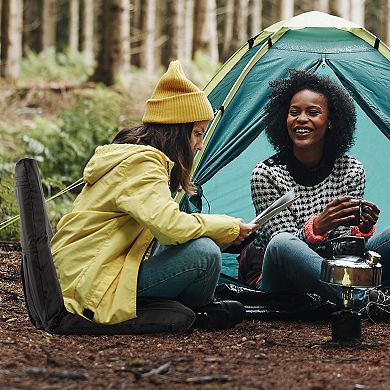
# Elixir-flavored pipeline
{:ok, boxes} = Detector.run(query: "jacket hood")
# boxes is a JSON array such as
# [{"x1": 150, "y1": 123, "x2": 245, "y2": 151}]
[{"x1": 83, "y1": 144, "x2": 171, "y2": 184}]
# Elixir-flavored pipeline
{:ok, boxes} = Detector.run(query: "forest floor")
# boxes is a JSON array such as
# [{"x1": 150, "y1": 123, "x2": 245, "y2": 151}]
[{"x1": 1, "y1": 249, "x2": 390, "y2": 390}]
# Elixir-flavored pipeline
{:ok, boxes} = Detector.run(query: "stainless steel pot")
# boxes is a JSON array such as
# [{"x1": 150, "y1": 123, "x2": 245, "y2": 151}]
[{"x1": 321, "y1": 251, "x2": 382, "y2": 288}]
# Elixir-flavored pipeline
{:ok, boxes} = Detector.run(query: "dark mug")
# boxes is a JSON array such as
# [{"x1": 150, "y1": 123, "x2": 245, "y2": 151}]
[{"x1": 342, "y1": 200, "x2": 362, "y2": 226}]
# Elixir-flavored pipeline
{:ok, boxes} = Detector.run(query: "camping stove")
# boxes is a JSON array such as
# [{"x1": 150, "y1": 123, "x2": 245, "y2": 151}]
[{"x1": 320, "y1": 237, "x2": 382, "y2": 342}]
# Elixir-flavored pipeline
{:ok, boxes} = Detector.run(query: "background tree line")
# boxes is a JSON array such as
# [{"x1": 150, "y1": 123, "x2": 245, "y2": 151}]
[{"x1": 1, "y1": 0, "x2": 390, "y2": 84}]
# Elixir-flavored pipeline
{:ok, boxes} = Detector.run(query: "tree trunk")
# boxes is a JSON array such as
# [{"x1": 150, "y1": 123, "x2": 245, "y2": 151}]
[
  {"x1": 249, "y1": 0, "x2": 262, "y2": 37},
  {"x1": 1, "y1": 0, "x2": 23, "y2": 79},
  {"x1": 221, "y1": 0, "x2": 234, "y2": 61},
  {"x1": 336, "y1": 0, "x2": 350, "y2": 20},
  {"x1": 350, "y1": 0, "x2": 365, "y2": 26},
  {"x1": 236, "y1": 0, "x2": 249, "y2": 44},
  {"x1": 0, "y1": 0, "x2": 2, "y2": 35},
  {"x1": 281, "y1": 0, "x2": 294, "y2": 20},
  {"x1": 22, "y1": 0, "x2": 41, "y2": 54},
  {"x1": 69, "y1": 0, "x2": 80, "y2": 51},
  {"x1": 153, "y1": 0, "x2": 163, "y2": 70},
  {"x1": 80, "y1": 0, "x2": 94, "y2": 65},
  {"x1": 109, "y1": 0, "x2": 130, "y2": 83},
  {"x1": 193, "y1": 0, "x2": 218, "y2": 64},
  {"x1": 316, "y1": 0, "x2": 329, "y2": 13},
  {"x1": 182, "y1": 0, "x2": 194, "y2": 67},
  {"x1": 92, "y1": 0, "x2": 130, "y2": 85},
  {"x1": 226, "y1": 0, "x2": 249, "y2": 55},
  {"x1": 130, "y1": 0, "x2": 142, "y2": 67},
  {"x1": 166, "y1": 0, "x2": 183, "y2": 63},
  {"x1": 139, "y1": 0, "x2": 156, "y2": 72},
  {"x1": 41, "y1": 0, "x2": 57, "y2": 51},
  {"x1": 262, "y1": 0, "x2": 280, "y2": 28}
]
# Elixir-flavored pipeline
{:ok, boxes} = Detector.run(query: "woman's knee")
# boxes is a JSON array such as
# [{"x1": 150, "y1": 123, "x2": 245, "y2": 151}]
[
  {"x1": 266, "y1": 232, "x2": 296, "y2": 256},
  {"x1": 187, "y1": 237, "x2": 222, "y2": 273}
]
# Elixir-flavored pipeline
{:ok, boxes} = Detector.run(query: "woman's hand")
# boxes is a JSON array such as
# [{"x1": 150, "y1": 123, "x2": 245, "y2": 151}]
[
  {"x1": 358, "y1": 200, "x2": 380, "y2": 233},
  {"x1": 233, "y1": 219, "x2": 258, "y2": 244},
  {"x1": 313, "y1": 196, "x2": 361, "y2": 235}
]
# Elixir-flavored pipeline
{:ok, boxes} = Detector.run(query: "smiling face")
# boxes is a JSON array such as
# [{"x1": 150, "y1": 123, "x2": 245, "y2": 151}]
[
  {"x1": 287, "y1": 89, "x2": 330, "y2": 164},
  {"x1": 190, "y1": 120, "x2": 209, "y2": 153}
]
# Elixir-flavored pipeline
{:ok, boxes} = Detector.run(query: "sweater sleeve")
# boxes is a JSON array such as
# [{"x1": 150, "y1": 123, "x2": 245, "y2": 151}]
[
  {"x1": 114, "y1": 151, "x2": 240, "y2": 245},
  {"x1": 251, "y1": 163, "x2": 307, "y2": 250},
  {"x1": 345, "y1": 158, "x2": 366, "y2": 200}
]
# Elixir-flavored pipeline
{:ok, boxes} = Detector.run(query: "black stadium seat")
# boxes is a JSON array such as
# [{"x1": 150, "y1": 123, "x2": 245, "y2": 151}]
[{"x1": 14, "y1": 158, "x2": 195, "y2": 335}]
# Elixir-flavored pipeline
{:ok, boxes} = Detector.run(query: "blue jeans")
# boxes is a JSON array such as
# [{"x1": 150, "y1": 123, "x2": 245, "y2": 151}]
[
  {"x1": 137, "y1": 237, "x2": 221, "y2": 307},
  {"x1": 258, "y1": 226, "x2": 390, "y2": 310}
]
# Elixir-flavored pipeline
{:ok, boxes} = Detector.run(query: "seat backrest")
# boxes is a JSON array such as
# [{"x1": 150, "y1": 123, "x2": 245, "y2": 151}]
[{"x1": 14, "y1": 158, "x2": 65, "y2": 330}]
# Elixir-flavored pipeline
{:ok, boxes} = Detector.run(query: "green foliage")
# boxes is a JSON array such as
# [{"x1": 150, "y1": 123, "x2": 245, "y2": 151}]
[
  {"x1": 21, "y1": 87, "x2": 128, "y2": 183},
  {"x1": 0, "y1": 160, "x2": 20, "y2": 241},
  {"x1": 20, "y1": 48, "x2": 93, "y2": 83},
  {"x1": 0, "y1": 85, "x2": 132, "y2": 240}
]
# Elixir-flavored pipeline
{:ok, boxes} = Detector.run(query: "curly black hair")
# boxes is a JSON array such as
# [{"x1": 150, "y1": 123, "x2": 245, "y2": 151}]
[{"x1": 263, "y1": 69, "x2": 356, "y2": 159}]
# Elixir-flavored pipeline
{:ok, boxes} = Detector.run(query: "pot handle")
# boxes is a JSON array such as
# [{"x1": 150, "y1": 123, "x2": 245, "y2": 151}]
[{"x1": 324, "y1": 236, "x2": 366, "y2": 259}]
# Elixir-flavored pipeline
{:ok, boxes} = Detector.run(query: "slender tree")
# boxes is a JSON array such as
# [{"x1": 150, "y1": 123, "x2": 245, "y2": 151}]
[
  {"x1": 41, "y1": 0, "x2": 57, "y2": 51},
  {"x1": 262, "y1": 0, "x2": 280, "y2": 27},
  {"x1": 222, "y1": 0, "x2": 249, "y2": 58},
  {"x1": 316, "y1": 0, "x2": 329, "y2": 13},
  {"x1": 193, "y1": 0, "x2": 218, "y2": 64},
  {"x1": 130, "y1": 0, "x2": 142, "y2": 67},
  {"x1": 183, "y1": 0, "x2": 194, "y2": 66},
  {"x1": 153, "y1": 0, "x2": 163, "y2": 70},
  {"x1": 351, "y1": 0, "x2": 365, "y2": 26},
  {"x1": 22, "y1": 0, "x2": 41, "y2": 54},
  {"x1": 166, "y1": 0, "x2": 185, "y2": 64},
  {"x1": 295, "y1": 0, "x2": 316, "y2": 14},
  {"x1": 0, "y1": 0, "x2": 2, "y2": 34},
  {"x1": 69, "y1": 0, "x2": 80, "y2": 51},
  {"x1": 1, "y1": 0, "x2": 23, "y2": 79},
  {"x1": 281, "y1": 0, "x2": 294, "y2": 20},
  {"x1": 336, "y1": 0, "x2": 351, "y2": 19},
  {"x1": 249, "y1": 0, "x2": 262, "y2": 37},
  {"x1": 221, "y1": 0, "x2": 234, "y2": 61},
  {"x1": 92, "y1": 0, "x2": 130, "y2": 85},
  {"x1": 80, "y1": 0, "x2": 94, "y2": 65},
  {"x1": 365, "y1": 0, "x2": 386, "y2": 40},
  {"x1": 139, "y1": 0, "x2": 156, "y2": 72},
  {"x1": 110, "y1": 0, "x2": 130, "y2": 82}
]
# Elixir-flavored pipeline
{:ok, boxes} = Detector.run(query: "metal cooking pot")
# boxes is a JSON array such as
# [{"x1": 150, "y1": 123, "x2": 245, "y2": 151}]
[
  {"x1": 321, "y1": 253, "x2": 381, "y2": 288},
  {"x1": 320, "y1": 237, "x2": 382, "y2": 288}
]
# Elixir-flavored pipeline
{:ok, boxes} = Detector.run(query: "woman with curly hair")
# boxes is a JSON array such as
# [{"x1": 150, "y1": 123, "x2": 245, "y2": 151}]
[{"x1": 249, "y1": 69, "x2": 390, "y2": 317}]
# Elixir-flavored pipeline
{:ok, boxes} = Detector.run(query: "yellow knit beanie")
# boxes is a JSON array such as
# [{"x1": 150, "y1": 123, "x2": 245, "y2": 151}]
[{"x1": 142, "y1": 60, "x2": 214, "y2": 124}]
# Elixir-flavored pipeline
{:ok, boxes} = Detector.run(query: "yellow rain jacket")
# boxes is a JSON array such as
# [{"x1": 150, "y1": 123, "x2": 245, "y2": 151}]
[{"x1": 51, "y1": 144, "x2": 240, "y2": 324}]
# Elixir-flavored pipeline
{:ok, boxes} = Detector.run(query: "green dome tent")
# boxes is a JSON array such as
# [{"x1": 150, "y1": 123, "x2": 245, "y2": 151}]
[{"x1": 179, "y1": 11, "x2": 390, "y2": 281}]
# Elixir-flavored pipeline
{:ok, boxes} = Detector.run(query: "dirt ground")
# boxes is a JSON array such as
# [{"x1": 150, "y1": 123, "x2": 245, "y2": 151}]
[{"x1": 1, "y1": 250, "x2": 390, "y2": 390}]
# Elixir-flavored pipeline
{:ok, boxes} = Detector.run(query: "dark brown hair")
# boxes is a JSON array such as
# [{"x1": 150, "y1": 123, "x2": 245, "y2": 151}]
[
  {"x1": 264, "y1": 69, "x2": 356, "y2": 159},
  {"x1": 111, "y1": 123, "x2": 196, "y2": 195}
]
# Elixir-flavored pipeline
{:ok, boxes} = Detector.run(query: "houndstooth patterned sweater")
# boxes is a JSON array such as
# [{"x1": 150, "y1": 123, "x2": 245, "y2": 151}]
[{"x1": 250, "y1": 151, "x2": 365, "y2": 254}]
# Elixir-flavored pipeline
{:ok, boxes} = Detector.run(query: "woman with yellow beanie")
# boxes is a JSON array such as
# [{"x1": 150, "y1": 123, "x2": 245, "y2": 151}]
[{"x1": 51, "y1": 61, "x2": 256, "y2": 332}]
